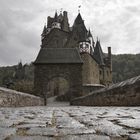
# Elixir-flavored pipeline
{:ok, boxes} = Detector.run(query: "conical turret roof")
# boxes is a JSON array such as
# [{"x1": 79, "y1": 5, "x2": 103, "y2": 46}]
[
  {"x1": 93, "y1": 40, "x2": 105, "y2": 65},
  {"x1": 87, "y1": 29, "x2": 92, "y2": 37},
  {"x1": 54, "y1": 11, "x2": 58, "y2": 22},
  {"x1": 72, "y1": 13, "x2": 88, "y2": 42},
  {"x1": 74, "y1": 13, "x2": 83, "y2": 25}
]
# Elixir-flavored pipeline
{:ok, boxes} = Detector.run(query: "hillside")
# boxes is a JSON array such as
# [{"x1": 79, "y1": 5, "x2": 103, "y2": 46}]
[{"x1": 112, "y1": 54, "x2": 140, "y2": 82}]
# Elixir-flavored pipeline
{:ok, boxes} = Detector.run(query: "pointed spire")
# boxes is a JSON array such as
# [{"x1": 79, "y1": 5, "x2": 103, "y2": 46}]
[
  {"x1": 93, "y1": 40, "x2": 105, "y2": 65},
  {"x1": 58, "y1": 8, "x2": 63, "y2": 22},
  {"x1": 72, "y1": 12, "x2": 88, "y2": 42},
  {"x1": 54, "y1": 11, "x2": 58, "y2": 22},
  {"x1": 87, "y1": 29, "x2": 92, "y2": 37},
  {"x1": 58, "y1": 13, "x2": 63, "y2": 22},
  {"x1": 74, "y1": 13, "x2": 83, "y2": 24}
]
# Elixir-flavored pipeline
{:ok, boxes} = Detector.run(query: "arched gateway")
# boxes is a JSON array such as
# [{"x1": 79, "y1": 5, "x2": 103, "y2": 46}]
[{"x1": 34, "y1": 48, "x2": 83, "y2": 105}]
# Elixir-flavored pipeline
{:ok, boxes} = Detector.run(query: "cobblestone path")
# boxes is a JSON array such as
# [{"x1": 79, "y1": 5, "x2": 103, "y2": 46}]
[{"x1": 0, "y1": 106, "x2": 140, "y2": 140}]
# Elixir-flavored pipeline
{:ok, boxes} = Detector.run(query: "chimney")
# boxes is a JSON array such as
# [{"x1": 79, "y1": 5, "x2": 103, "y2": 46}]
[{"x1": 108, "y1": 47, "x2": 112, "y2": 71}]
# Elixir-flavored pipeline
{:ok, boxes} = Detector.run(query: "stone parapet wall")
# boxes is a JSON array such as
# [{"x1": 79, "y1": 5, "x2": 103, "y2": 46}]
[
  {"x1": 0, "y1": 87, "x2": 44, "y2": 107},
  {"x1": 71, "y1": 75, "x2": 140, "y2": 106}
]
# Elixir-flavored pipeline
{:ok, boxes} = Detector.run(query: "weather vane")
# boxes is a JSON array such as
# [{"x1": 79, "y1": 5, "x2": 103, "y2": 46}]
[{"x1": 78, "y1": 5, "x2": 81, "y2": 13}]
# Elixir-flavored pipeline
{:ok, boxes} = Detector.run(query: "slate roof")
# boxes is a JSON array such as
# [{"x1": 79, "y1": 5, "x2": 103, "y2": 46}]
[
  {"x1": 93, "y1": 40, "x2": 105, "y2": 65},
  {"x1": 34, "y1": 48, "x2": 83, "y2": 64},
  {"x1": 72, "y1": 13, "x2": 88, "y2": 42},
  {"x1": 87, "y1": 29, "x2": 92, "y2": 37},
  {"x1": 74, "y1": 13, "x2": 83, "y2": 24},
  {"x1": 54, "y1": 12, "x2": 58, "y2": 22}
]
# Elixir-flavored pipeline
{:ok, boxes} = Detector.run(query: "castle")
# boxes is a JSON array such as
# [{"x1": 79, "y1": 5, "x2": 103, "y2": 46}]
[{"x1": 34, "y1": 11, "x2": 112, "y2": 102}]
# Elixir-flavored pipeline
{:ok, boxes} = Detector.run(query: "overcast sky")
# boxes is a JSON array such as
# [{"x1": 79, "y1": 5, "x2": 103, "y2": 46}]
[{"x1": 0, "y1": 0, "x2": 140, "y2": 66}]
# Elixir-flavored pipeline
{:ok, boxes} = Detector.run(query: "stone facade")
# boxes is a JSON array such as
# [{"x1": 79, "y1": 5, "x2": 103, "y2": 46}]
[
  {"x1": 34, "y1": 11, "x2": 112, "y2": 102},
  {"x1": 34, "y1": 64, "x2": 83, "y2": 102},
  {"x1": 71, "y1": 75, "x2": 140, "y2": 106},
  {"x1": 0, "y1": 87, "x2": 43, "y2": 107}
]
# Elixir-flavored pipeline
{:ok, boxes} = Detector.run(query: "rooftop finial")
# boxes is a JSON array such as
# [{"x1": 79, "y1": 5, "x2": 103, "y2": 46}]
[{"x1": 78, "y1": 5, "x2": 81, "y2": 13}]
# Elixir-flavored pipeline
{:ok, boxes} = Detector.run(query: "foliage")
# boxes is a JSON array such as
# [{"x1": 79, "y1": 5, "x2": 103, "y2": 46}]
[
  {"x1": 12, "y1": 80, "x2": 34, "y2": 94},
  {"x1": 112, "y1": 54, "x2": 140, "y2": 83}
]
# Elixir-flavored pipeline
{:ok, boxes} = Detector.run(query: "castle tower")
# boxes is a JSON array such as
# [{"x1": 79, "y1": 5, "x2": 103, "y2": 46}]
[{"x1": 61, "y1": 11, "x2": 69, "y2": 32}]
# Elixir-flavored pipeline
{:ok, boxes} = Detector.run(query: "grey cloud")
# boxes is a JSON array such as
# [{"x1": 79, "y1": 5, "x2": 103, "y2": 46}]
[
  {"x1": 125, "y1": 5, "x2": 140, "y2": 14},
  {"x1": 0, "y1": 0, "x2": 140, "y2": 66}
]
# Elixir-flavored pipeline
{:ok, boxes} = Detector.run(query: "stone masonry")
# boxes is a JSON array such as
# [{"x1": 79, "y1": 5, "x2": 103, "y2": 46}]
[
  {"x1": 34, "y1": 63, "x2": 83, "y2": 102},
  {"x1": 0, "y1": 106, "x2": 140, "y2": 140},
  {"x1": 0, "y1": 87, "x2": 43, "y2": 107},
  {"x1": 71, "y1": 75, "x2": 140, "y2": 106}
]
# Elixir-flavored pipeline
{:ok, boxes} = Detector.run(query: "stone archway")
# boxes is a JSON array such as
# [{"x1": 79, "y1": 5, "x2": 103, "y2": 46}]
[
  {"x1": 46, "y1": 77, "x2": 69, "y2": 98},
  {"x1": 34, "y1": 63, "x2": 83, "y2": 104}
]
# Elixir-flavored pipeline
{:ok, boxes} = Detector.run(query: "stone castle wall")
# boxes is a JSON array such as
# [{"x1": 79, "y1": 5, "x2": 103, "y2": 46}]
[
  {"x1": 100, "y1": 66, "x2": 112, "y2": 86},
  {"x1": 81, "y1": 53, "x2": 100, "y2": 85},
  {"x1": 71, "y1": 75, "x2": 140, "y2": 106},
  {"x1": 0, "y1": 87, "x2": 43, "y2": 107}
]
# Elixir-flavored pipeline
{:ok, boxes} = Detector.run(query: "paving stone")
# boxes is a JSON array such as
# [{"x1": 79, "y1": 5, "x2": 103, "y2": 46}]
[
  {"x1": 9, "y1": 136, "x2": 54, "y2": 140},
  {"x1": 61, "y1": 134, "x2": 110, "y2": 140},
  {"x1": 0, "y1": 106, "x2": 140, "y2": 139},
  {"x1": 26, "y1": 127, "x2": 58, "y2": 136},
  {"x1": 128, "y1": 133, "x2": 140, "y2": 140},
  {"x1": 0, "y1": 127, "x2": 17, "y2": 139},
  {"x1": 0, "y1": 119, "x2": 14, "y2": 127},
  {"x1": 118, "y1": 119, "x2": 140, "y2": 129},
  {"x1": 16, "y1": 123, "x2": 46, "y2": 128},
  {"x1": 56, "y1": 116, "x2": 85, "y2": 128},
  {"x1": 93, "y1": 119, "x2": 131, "y2": 137},
  {"x1": 58, "y1": 127, "x2": 96, "y2": 135}
]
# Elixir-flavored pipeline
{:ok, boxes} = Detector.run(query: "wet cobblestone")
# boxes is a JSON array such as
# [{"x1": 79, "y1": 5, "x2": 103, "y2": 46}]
[{"x1": 0, "y1": 106, "x2": 140, "y2": 140}]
